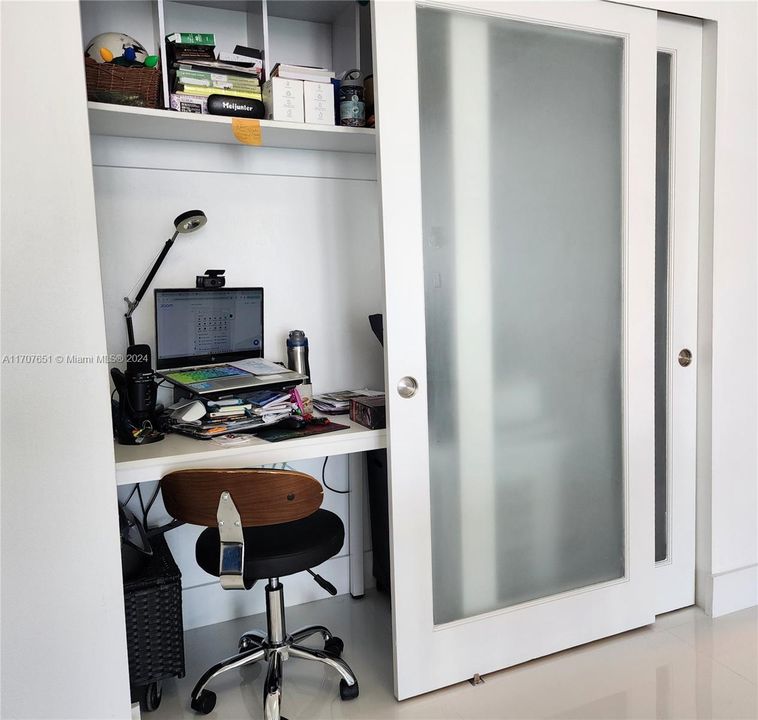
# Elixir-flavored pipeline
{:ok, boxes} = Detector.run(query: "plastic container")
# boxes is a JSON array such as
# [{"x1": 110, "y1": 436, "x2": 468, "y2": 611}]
[{"x1": 338, "y1": 70, "x2": 365, "y2": 127}]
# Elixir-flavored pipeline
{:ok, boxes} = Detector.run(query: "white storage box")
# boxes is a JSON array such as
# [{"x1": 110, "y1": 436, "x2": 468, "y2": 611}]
[
  {"x1": 303, "y1": 81, "x2": 335, "y2": 125},
  {"x1": 262, "y1": 77, "x2": 304, "y2": 123}
]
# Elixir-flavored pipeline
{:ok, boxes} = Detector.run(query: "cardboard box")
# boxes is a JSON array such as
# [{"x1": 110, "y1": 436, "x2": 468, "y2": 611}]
[
  {"x1": 303, "y1": 81, "x2": 335, "y2": 125},
  {"x1": 262, "y1": 77, "x2": 304, "y2": 123}
]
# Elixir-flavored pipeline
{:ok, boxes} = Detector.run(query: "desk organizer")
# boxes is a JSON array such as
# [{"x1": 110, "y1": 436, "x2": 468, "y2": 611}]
[
  {"x1": 124, "y1": 533, "x2": 185, "y2": 711},
  {"x1": 85, "y1": 57, "x2": 161, "y2": 108}
]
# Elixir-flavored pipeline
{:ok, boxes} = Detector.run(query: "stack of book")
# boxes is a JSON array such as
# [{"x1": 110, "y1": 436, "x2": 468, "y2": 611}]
[
  {"x1": 166, "y1": 32, "x2": 264, "y2": 115},
  {"x1": 169, "y1": 395, "x2": 292, "y2": 439},
  {"x1": 270, "y1": 63, "x2": 335, "y2": 83},
  {"x1": 313, "y1": 389, "x2": 384, "y2": 415},
  {"x1": 237, "y1": 389, "x2": 293, "y2": 412}
]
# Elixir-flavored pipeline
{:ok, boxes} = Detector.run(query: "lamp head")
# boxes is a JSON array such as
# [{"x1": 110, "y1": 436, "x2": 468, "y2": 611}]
[{"x1": 173, "y1": 210, "x2": 207, "y2": 234}]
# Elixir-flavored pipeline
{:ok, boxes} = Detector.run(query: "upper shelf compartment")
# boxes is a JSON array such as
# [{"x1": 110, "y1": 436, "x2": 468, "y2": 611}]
[
  {"x1": 87, "y1": 101, "x2": 376, "y2": 153},
  {"x1": 80, "y1": 1, "x2": 374, "y2": 151}
]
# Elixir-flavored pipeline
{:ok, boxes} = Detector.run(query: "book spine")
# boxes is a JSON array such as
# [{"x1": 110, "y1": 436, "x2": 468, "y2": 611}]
[
  {"x1": 178, "y1": 85, "x2": 262, "y2": 99},
  {"x1": 176, "y1": 62, "x2": 260, "y2": 77},
  {"x1": 273, "y1": 70, "x2": 336, "y2": 83},
  {"x1": 218, "y1": 52, "x2": 263, "y2": 66},
  {"x1": 274, "y1": 65, "x2": 334, "y2": 79},
  {"x1": 168, "y1": 45, "x2": 216, "y2": 62},
  {"x1": 176, "y1": 70, "x2": 259, "y2": 90},
  {"x1": 167, "y1": 32, "x2": 216, "y2": 46}
]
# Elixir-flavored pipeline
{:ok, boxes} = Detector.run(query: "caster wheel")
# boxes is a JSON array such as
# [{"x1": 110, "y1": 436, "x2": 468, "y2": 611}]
[
  {"x1": 324, "y1": 636, "x2": 344, "y2": 658},
  {"x1": 141, "y1": 682, "x2": 162, "y2": 712},
  {"x1": 191, "y1": 689, "x2": 217, "y2": 715},
  {"x1": 340, "y1": 679, "x2": 359, "y2": 701}
]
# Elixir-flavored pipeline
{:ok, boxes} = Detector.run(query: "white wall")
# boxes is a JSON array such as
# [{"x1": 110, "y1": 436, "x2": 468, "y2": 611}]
[
  {"x1": 703, "y1": 3, "x2": 758, "y2": 616},
  {"x1": 90, "y1": 137, "x2": 383, "y2": 395},
  {"x1": 622, "y1": 0, "x2": 758, "y2": 616},
  {"x1": 163, "y1": 1, "x2": 265, "y2": 56},
  {"x1": 685, "y1": 0, "x2": 756, "y2": 617},
  {"x1": 80, "y1": 0, "x2": 161, "y2": 56},
  {"x1": 0, "y1": 2, "x2": 131, "y2": 718}
]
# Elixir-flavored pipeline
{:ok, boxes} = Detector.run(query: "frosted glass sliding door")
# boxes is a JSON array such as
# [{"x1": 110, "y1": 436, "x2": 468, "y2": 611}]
[
  {"x1": 374, "y1": 0, "x2": 655, "y2": 698},
  {"x1": 417, "y1": 6, "x2": 625, "y2": 624}
]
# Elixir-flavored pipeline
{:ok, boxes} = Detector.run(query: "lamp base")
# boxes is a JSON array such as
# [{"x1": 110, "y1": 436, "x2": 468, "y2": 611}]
[{"x1": 112, "y1": 401, "x2": 165, "y2": 445}]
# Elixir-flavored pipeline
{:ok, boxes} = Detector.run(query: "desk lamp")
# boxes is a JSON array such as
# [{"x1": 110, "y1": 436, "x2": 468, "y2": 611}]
[
  {"x1": 112, "y1": 210, "x2": 207, "y2": 445},
  {"x1": 124, "y1": 209, "x2": 207, "y2": 345}
]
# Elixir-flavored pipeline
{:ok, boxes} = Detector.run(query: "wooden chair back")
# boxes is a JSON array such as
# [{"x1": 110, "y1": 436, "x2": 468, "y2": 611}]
[{"x1": 161, "y1": 468, "x2": 323, "y2": 527}]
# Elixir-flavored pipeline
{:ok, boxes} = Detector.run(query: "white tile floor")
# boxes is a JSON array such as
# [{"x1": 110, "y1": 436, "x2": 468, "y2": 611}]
[{"x1": 151, "y1": 591, "x2": 757, "y2": 720}]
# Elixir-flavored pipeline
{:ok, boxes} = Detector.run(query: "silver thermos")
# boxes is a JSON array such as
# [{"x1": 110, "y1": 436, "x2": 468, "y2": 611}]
[{"x1": 287, "y1": 330, "x2": 310, "y2": 383}]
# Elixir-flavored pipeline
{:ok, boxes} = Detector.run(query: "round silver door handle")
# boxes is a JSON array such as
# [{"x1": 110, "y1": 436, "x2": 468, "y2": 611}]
[
  {"x1": 397, "y1": 376, "x2": 418, "y2": 398},
  {"x1": 678, "y1": 348, "x2": 693, "y2": 367}
]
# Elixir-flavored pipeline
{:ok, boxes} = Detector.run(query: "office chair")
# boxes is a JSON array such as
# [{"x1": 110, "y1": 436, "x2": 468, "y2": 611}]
[{"x1": 161, "y1": 468, "x2": 359, "y2": 720}]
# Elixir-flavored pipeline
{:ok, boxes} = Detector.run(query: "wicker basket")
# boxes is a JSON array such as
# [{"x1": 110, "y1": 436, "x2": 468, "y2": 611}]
[
  {"x1": 85, "y1": 57, "x2": 161, "y2": 108},
  {"x1": 123, "y1": 534, "x2": 185, "y2": 688}
]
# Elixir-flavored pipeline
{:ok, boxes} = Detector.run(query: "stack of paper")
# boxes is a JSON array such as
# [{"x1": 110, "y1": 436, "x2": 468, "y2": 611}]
[
  {"x1": 313, "y1": 389, "x2": 384, "y2": 415},
  {"x1": 169, "y1": 391, "x2": 293, "y2": 439},
  {"x1": 240, "y1": 389, "x2": 292, "y2": 409},
  {"x1": 270, "y1": 63, "x2": 335, "y2": 83}
]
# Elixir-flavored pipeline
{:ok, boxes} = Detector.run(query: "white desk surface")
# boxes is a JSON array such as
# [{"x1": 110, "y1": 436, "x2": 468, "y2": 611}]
[{"x1": 114, "y1": 417, "x2": 387, "y2": 486}]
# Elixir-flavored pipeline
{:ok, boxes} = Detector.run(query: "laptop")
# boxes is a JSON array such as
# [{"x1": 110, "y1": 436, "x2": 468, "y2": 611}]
[{"x1": 154, "y1": 287, "x2": 304, "y2": 396}]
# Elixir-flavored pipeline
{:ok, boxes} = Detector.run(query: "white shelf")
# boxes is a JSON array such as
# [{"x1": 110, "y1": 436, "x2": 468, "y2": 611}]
[{"x1": 87, "y1": 102, "x2": 376, "y2": 154}]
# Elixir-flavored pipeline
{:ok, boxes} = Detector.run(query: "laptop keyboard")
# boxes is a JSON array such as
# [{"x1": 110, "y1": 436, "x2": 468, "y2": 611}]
[{"x1": 165, "y1": 366, "x2": 247, "y2": 385}]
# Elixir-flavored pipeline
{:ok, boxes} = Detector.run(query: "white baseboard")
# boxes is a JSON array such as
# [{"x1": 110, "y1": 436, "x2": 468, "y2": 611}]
[
  {"x1": 182, "y1": 550, "x2": 375, "y2": 630},
  {"x1": 710, "y1": 564, "x2": 758, "y2": 617}
]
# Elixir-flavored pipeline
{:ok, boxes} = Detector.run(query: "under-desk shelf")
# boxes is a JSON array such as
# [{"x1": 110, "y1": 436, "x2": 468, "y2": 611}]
[{"x1": 87, "y1": 102, "x2": 377, "y2": 154}]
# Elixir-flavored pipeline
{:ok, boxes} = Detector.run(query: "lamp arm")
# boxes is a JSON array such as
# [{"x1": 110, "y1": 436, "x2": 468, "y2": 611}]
[{"x1": 124, "y1": 232, "x2": 178, "y2": 346}]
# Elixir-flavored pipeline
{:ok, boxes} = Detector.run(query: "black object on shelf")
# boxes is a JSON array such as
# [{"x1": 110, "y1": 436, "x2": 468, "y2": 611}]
[
  {"x1": 367, "y1": 448, "x2": 391, "y2": 593},
  {"x1": 124, "y1": 534, "x2": 185, "y2": 712},
  {"x1": 367, "y1": 313, "x2": 390, "y2": 593},
  {"x1": 119, "y1": 502, "x2": 153, "y2": 581}
]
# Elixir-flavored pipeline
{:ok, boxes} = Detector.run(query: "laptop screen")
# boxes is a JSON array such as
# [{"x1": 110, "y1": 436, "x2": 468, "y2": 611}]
[{"x1": 154, "y1": 287, "x2": 264, "y2": 370}]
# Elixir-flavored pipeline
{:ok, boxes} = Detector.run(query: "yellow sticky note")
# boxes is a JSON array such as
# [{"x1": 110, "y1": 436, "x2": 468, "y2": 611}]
[{"x1": 231, "y1": 118, "x2": 262, "y2": 146}]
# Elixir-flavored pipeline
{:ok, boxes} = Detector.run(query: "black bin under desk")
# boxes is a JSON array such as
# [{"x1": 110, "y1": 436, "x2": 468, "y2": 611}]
[
  {"x1": 124, "y1": 533, "x2": 185, "y2": 711},
  {"x1": 367, "y1": 449, "x2": 391, "y2": 594}
]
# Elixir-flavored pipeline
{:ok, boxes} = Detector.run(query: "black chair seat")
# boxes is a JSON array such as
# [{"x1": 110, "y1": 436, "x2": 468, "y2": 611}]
[{"x1": 196, "y1": 509, "x2": 344, "y2": 582}]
